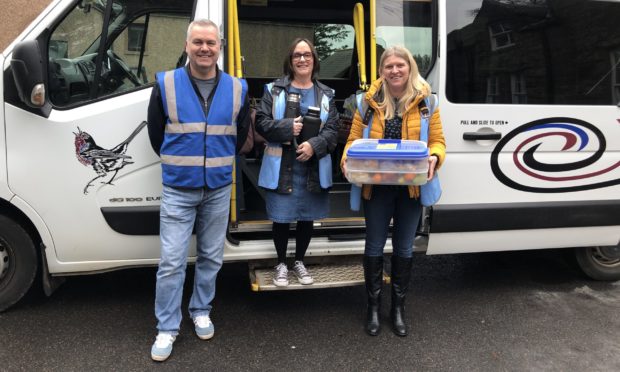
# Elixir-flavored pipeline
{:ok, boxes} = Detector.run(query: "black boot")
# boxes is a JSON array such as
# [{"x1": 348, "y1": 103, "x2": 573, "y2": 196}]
[
  {"x1": 391, "y1": 255, "x2": 413, "y2": 337},
  {"x1": 363, "y1": 256, "x2": 383, "y2": 336}
]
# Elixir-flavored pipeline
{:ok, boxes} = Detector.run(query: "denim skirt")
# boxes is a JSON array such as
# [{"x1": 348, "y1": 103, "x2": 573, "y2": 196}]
[{"x1": 265, "y1": 160, "x2": 329, "y2": 223}]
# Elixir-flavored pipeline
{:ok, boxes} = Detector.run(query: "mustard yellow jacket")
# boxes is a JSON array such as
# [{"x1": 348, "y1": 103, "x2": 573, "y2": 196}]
[{"x1": 341, "y1": 78, "x2": 446, "y2": 200}]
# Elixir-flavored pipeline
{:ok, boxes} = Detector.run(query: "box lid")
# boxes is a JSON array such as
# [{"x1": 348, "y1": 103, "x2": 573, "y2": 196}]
[{"x1": 347, "y1": 139, "x2": 428, "y2": 159}]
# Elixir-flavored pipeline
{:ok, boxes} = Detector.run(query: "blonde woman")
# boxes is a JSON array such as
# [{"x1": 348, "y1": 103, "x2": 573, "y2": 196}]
[{"x1": 341, "y1": 46, "x2": 446, "y2": 336}]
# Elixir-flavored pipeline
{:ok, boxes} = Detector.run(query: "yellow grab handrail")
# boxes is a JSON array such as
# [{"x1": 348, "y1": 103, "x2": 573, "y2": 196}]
[
  {"x1": 232, "y1": 0, "x2": 243, "y2": 78},
  {"x1": 226, "y1": 0, "x2": 243, "y2": 225},
  {"x1": 353, "y1": 3, "x2": 368, "y2": 91},
  {"x1": 227, "y1": 0, "x2": 235, "y2": 75},
  {"x1": 370, "y1": 0, "x2": 377, "y2": 82}
]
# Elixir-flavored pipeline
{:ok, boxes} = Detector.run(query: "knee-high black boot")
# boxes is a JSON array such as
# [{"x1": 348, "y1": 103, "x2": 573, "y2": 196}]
[
  {"x1": 391, "y1": 255, "x2": 413, "y2": 336},
  {"x1": 363, "y1": 256, "x2": 383, "y2": 336}
]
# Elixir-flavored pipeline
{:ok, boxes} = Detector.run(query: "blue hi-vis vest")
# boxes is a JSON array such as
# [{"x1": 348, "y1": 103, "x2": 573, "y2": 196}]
[
  {"x1": 156, "y1": 68, "x2": 247, "y2": 188},
  {"x1": 258, "y1": 83, "x2": 333, "y2": 190}
]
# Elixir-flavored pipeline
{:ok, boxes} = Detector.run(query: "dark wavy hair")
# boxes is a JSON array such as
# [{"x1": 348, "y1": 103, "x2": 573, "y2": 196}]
[{"x1": 283, "y1": 38, "x2": 320, "y2": 80}]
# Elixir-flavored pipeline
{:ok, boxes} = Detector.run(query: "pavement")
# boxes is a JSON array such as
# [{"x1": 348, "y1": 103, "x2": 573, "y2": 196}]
[{"x1": 1, "y1": 249, "x2": 619, "y2": 371}]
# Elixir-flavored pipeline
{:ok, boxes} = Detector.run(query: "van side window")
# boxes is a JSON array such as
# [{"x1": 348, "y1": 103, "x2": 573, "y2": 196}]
[
  {"x1": 613, "y1": 50, "x2": 620, "y2": 103},
  {"x1": 111, "y1": 14, "x2": 190, "y2": 85},
  {"x1": 375, "y1": 0, "x2": 434, "y2": 78},
  {"x1": 48, "y1": 3, "x2": 105, "y2": 105},
  {"x1": 445, "y1": 0, "x2": 620, "y2": 105},
  {"x1": 239, "y1": 21, "x2": 355, "y2": 79},
  {"x1": 47, "y1": 0, "x2": 191, "y2": 107}
]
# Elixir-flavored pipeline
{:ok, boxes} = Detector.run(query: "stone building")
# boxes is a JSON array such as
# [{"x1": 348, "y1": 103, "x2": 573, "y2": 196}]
[{"x1": 1, "y1": 0, "x2": 51, "y2": 52}]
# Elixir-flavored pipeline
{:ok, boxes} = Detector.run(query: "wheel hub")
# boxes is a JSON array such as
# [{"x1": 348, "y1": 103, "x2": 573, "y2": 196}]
[
  {"x1": 598, "y1": 245, "x2": 620, "y2": 260},
  {"x1": 0, "y1": 243, "x2": 8, "y2": 281},
  {"x1": 592, "y1": 246, "x2": 620, "y2": 267}
]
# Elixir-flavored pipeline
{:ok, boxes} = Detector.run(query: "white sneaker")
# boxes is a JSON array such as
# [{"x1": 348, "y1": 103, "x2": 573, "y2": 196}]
[
  {"x1": 293, "y1": 261, "x2": 314, "y2": 285},
  {"x1": 273, "y1": 262, "x2": 289, "y2": 286},
  {"x1": 151, "y1": 332, "x2": 176, "y2": 362},
  {"x1": 193, "y1": 315, "x2": 215, "y2": 340}
]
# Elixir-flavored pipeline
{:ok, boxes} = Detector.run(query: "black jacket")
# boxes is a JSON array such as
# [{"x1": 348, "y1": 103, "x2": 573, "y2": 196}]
[{"x1": 255, "y1": 76, "x2": 339, "y2": 193}]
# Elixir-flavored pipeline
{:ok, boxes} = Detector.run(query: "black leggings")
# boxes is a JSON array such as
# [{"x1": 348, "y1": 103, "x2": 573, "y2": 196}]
[{"x1": 273, "y1": 221, "x2": 314, "y2": 264}]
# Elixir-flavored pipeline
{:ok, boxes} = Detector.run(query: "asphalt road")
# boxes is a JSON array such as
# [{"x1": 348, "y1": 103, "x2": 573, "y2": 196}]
[{"x1": 1, "y1": 249, "x2": 620, "y2": 371}]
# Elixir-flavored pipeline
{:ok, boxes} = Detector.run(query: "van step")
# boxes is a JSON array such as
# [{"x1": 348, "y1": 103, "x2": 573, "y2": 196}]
[{"x1": 250, "y1": 261, "x2": 389, "y2": 291}]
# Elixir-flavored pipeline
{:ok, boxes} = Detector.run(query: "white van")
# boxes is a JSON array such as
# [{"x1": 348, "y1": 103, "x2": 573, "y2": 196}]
[{"x1": 1, "y1": 0, "x2": 619, "y2": 311}]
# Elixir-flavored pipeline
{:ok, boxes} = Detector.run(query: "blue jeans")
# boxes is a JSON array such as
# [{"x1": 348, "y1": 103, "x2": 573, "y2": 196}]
[
  {"x1": 363, "y1": 186, "x2": 422, "y2": 258},
  {"x1": 154, "y1": 184, "x2": 231, "y2": 335}
]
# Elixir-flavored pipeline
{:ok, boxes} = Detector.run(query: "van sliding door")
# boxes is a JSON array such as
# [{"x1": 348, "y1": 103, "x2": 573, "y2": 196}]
[{"x1": 427, "y1": 0, "x2": 620, "y2": 254}]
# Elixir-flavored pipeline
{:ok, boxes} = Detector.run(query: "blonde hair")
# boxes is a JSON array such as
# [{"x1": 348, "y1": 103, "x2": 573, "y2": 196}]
[{"x1": 377, "y1": 45, "x2": 430, "y2": 120}]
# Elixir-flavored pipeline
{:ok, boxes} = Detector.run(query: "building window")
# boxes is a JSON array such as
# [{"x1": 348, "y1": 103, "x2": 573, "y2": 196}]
[
  {"x1": 486, "y1": 76, "x2": 499, "y2": 103},
  {"x1": 127, "y1": 23, "x2": 145, "y2": 52},
  {"x1": 511, "y1": 73, "x2": 527, "y2": 104},
  {"x1": 488, "y1": 22, "x2": 514, "y2": 51}
]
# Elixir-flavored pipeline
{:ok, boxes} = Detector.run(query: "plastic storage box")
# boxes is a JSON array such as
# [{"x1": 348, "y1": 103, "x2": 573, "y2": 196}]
[{"x1": 345, "y1": 139, "x2": 429, "y2": 185}]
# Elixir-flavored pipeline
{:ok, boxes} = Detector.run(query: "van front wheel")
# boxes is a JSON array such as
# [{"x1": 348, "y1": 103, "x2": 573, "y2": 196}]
[
  {"x1": 574, "y1": 246, "x2": 620, "y2": 281},
  {"x1": 0, "y1": 215, "x2": 38, "y2": 312}
]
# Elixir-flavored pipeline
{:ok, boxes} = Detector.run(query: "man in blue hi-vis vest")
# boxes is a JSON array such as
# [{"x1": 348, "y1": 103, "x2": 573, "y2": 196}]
[{"x1": 147, "y1": 19, "x2": 250, "y2": 362}]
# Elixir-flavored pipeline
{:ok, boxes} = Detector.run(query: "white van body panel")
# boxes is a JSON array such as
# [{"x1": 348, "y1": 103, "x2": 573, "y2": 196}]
[
  {"x1": 1, "y1": 0, "x2": 67, "y2": 202},
  {"x1": 0, "y1": 55, "x2": 12, "y2": 201},
  {"x1": 4, "y1": 88, "x2": 165, "y2": 264},
  {"x1": 428, "y1": 227, "x2": 620, "y2": 255},
  {"x1": 194, "y1": 0, "x2": 224, "y2": 27},
  {"x1": 436, "y1": 148, "x2": 620, "y2": 205},
  {"x1": 9, "y1": 195, "x2": 55, "y2": 261}
]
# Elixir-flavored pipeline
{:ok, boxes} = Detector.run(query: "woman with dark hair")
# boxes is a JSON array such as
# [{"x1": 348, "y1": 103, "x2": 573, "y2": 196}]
[{"x1": 255, "y1": 38, "x2": 339, "y2": 287}]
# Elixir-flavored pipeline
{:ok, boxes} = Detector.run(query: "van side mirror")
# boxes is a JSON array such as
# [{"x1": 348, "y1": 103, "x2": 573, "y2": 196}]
[{"x1": 11, "y1": 40, "x2": 47, "y2": 108}]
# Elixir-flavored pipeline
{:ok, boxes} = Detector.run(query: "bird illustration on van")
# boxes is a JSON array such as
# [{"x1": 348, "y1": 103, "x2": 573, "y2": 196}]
[{"x1": 74, "y1": 121, "x2": 147, "y2": 194}]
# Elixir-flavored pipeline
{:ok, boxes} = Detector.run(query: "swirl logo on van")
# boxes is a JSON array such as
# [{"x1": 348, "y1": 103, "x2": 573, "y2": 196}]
[{"x1": 490, "y1": 117, "x2": 620, "y2": 193}]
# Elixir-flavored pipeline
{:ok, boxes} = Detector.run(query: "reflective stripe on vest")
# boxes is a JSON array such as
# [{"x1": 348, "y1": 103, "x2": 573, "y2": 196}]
[{"x1": 157, "y1": 68, "x2": 246, "y2": 188}]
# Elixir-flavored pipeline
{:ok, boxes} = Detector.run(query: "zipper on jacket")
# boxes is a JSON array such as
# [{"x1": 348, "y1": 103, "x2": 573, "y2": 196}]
[{"x1": 204, "y1": 98, "x2": 208, "y2": 186}]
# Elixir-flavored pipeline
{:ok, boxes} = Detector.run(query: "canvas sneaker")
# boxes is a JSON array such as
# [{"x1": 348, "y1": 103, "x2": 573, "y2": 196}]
[
  {"x1": 273, "y1": 262, "x2": 289, "y2": 287},
  {"x1": 193, "y1": 315, "x2": 215, "y2": 340},
  {"x1": 151, "y1": 332, "x2": 176, "y2": 362},
  {"x1": 293, "y1": 260, "x2": 314, "y2": 285}
]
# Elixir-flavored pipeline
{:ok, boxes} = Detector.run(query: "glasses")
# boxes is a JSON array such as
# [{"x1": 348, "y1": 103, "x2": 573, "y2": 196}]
[{"x1": 292, "y1": 52, "x2": 313, "y2": 61}]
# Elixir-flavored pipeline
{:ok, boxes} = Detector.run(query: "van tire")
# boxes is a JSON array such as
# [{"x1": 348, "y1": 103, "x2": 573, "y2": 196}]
[
  {"x1": 574, "y1": 246, "x2": 620, "y2": 281},
  {"x1": 0, "y1": 215, "x2": 38, "y2": 312}
]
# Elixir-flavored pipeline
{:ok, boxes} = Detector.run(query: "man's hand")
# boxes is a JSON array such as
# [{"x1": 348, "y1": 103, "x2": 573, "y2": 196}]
[{"x1": 296, "y1": 141, "x2": 314, "y2": 162}]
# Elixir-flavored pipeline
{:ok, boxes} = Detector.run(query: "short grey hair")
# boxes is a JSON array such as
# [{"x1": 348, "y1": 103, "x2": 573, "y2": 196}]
[{"x1": 186, "y1": 19, "x2": 222, "y2": 41}]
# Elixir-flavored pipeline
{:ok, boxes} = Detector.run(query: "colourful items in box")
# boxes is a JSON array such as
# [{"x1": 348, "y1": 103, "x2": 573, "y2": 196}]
[{"x1": 345, "y1": 139, "x2": 429, "y2": 185}]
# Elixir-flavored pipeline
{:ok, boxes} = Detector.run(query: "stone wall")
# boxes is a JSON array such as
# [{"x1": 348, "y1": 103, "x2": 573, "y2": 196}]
[{"x1": 1, "y1": 0, "x2": 51, "y2": 52}]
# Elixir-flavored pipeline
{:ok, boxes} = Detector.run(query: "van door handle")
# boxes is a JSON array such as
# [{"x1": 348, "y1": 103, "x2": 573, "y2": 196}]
[{"x1": 463, "y1": 132, "x2": 502, "y2": 141}]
